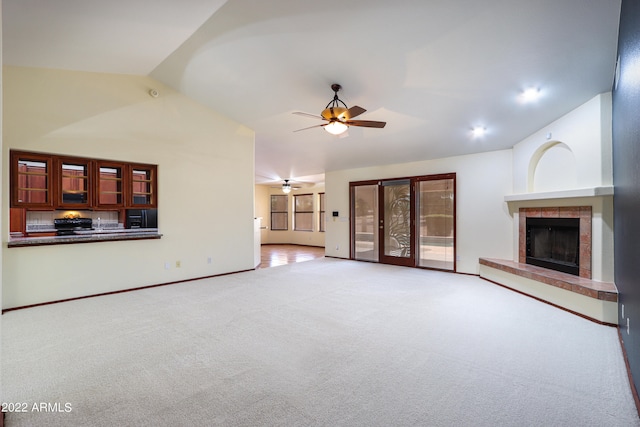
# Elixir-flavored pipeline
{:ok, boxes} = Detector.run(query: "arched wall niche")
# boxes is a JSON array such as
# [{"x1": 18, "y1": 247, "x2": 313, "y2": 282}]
[{"x1": 527, "y1": 141, "x2": 577, "y2": 192}]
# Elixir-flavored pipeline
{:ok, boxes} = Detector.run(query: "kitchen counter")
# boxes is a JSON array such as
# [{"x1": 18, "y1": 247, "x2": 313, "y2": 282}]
[{"x1": 8, "y1": 229, "x2": 162, "y2": 248}]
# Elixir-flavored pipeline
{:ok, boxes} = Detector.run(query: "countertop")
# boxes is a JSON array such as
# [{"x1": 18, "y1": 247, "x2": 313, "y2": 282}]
[{"x1": 8, "y1": 229, "x2": 162, "y2": 247}]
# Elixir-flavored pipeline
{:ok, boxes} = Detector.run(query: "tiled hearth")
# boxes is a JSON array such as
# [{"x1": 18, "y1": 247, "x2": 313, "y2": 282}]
[
  {"x1": 479, "y1": 258, "x2": 616, "y2": 302},
  {"x1": 479, "y1": 258, "x2": 617, "y2": 325},
  {"x1": 479, "y1": 205, "x2": 617, "y2": 325}
]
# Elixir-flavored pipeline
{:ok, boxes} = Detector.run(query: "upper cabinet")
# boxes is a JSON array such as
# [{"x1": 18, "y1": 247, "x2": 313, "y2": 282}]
[
  {"x1": 57, "y1": 156, "x2": 92, "y2": 208},
  {"x1": 130, "y1": 164, "x2": 157, "y2": 208},
  {"x1": 10, "y1": 150, "x2": 158, "y2": 210},
  {"x1": 11, "y1": 151, "x2": 54, "y2": 209},
  {"x1": 95, "y1": 161, "x2": 125, "y2": 209}
]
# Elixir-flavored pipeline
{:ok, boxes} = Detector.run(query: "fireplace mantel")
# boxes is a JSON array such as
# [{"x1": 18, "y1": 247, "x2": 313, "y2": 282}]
[{"x1": 504, "y1": 186, "x2": 614, "y2": 203}]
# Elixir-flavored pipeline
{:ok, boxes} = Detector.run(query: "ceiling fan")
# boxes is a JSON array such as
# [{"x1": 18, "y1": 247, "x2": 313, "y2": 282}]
[
  {"x1": 293, "y1": 84, "x2": 386, "y2": 135},
  {"x1": 270, "y1": 179, "x2": 303, "y2": 193}
]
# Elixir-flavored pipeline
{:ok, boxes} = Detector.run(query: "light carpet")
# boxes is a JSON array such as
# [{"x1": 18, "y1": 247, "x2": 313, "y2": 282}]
[{"x1": 2, "y1": 258, "x2": 639, "y2": 426}]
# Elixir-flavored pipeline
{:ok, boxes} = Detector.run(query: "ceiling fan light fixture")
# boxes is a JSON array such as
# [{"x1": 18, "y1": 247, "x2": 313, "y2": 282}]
[
  {"x1": 324, "y1": 121, "x2": 349, "y2": 135},
  {"x1": 292, "y1": 84, "x2": 386, "y2": 134},
  {"x1": 282, "y1": 180, "x2": 292, "y2": 193}
]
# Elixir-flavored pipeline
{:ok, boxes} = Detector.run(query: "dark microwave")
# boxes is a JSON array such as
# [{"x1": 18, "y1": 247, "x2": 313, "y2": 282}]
[{"x1": 125, "y1": 209, "x2": 158, "y2": 229}]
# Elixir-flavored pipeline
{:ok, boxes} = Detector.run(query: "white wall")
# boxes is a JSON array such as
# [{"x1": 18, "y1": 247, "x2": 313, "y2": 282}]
[
  {"x1": 325, "y1": 150, "x2": 513, "y2": 274},
  {"x1": 2, "y1": 67, "x2": 256, "y2": 309},
  {"x1": 255, "y1": 183, "x2": 326, "y2": 247},
  {"x1": 512, "y1": 93, "x2": 613, "y2": 193}
]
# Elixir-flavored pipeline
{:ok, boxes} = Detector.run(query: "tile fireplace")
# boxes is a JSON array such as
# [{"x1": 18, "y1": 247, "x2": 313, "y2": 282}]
[{"x1": 519, "y1": 206, "x2": 591, "y2": 279}]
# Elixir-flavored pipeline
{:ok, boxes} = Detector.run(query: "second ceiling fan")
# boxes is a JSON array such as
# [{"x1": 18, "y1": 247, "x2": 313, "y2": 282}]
[{"x1": 293, "y1": 84, "x2": 386, "y2": 135}]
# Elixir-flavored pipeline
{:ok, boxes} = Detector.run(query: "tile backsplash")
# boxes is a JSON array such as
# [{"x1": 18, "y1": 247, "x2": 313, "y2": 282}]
[{"x1": 26, "y1": 210, "x2": 122, "y2": 232}]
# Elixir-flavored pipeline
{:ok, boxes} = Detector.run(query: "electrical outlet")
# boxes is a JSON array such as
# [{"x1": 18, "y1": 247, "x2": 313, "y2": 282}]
[
  {"x1": 336, "y1": 244, "x2": 339, "y2": 251},
  {"x1": 207, "y1": 257, "x2": 212, "y2": 264},
  {"x1": 164, "y1": 262, "x2": 171, "y2": 270},
  {"x1": 176, "y1": 260, "x2": 181, "y2": 268},
  {"x1": 627, "y1": 318, "x2": 630, "y2": 335}
]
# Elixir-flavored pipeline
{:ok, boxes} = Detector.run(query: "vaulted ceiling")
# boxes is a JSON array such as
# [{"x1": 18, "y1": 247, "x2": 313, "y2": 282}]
[{"x1": 3, "y1": 0, "x2": 622, "y2": 185}]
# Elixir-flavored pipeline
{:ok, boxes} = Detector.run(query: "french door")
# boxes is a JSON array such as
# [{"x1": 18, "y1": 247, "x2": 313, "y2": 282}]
[{"x1": 351, "y1": 174, "x2": 456, "y2": 271}]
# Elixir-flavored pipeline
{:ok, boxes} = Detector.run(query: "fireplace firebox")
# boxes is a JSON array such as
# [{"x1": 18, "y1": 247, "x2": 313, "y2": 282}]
[{"x1": 526, "y1": 217, "x2": 580, "y2": 276}]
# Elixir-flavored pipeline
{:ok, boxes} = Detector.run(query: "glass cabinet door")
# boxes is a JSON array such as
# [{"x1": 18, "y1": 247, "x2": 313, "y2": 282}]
[
  {"x1": 11, "y1": 151, "x2": 53, "y2": 208},
  {"x1": 130, "y1": 164, "x2": 157, "y2": 207},
  {"x1": 96, "y1": 162, "x2": 124, "y2": 208},
  {"x1": 58, "y1": 158, "x2": 91, "y2": 207}
]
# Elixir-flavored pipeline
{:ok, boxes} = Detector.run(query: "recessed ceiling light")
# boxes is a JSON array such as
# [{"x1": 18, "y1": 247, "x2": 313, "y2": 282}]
[
  {"x1": 471, "y1": 126, "x2": 486, "y2": 138},
  {"x1": 519, "y1": 87, "x2": 541, "y2": 103}
]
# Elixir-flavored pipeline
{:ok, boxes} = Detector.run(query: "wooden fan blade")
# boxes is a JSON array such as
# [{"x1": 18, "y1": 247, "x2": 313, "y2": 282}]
[
  {"x1": 346, "y1": 120, "x2": 386, "y2": 128},
  {"x1": 343, "y1": 105, "x2": 366, "y2": 120},
  {"x1": 293, "y1": 123, "x2": 328, "y2": 132},
  {"x1": 293, "y1": 111, "x2": 324, "y2": 120}
]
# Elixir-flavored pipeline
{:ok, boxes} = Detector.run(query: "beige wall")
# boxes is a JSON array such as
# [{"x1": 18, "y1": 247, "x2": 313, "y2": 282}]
[
  {"x1": 325, "y1": 150, "x2": 514, "y2": 274},
  {"x1": 1, "y1": 0, "x2": 4, "y2": 383},
  {"x1": 255, "y1": 183, "x2": 326, "y2": 247},
  {"x1": 2, "y1": 66, "x2": 255, "y2": 309}
]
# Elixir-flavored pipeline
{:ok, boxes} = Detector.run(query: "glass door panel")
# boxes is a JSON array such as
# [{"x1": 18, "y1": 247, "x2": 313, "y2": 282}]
[
  {"x1": 352, "y1": 184, "x2": 379, "y2": 262},
  {"x1": 131, "y1": 167, "x2": 154, "y2": 206},
  {"x1": 380, "y1": 180, "x2": 414, "y2": 266},
  {"x1": 418, "y1": 178, "x2": 455, "y2": 270},
  {"x1": 60, "y1": 161, "x2": 90, "y2": 206},
  {"x1": 97, "y1": 164, "x2": 123, "y2": 207},
  {"x1": 17, "y1": 159, "x2": 49, "y2": 205},
  {"x1": 12, "y1": 150, "x2": 53, "y2": 208}
]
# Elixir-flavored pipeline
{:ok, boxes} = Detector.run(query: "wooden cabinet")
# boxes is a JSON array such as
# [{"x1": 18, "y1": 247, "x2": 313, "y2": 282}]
[
  {"x1": 9, "y1": 208, "x2": 25, "y2": 234},
  {"x1": 10, "y1": 151, "x2": 54, "y2": 209},
  {"x1": 10, "y1": 151, "x2": 158, "y2": 210}
]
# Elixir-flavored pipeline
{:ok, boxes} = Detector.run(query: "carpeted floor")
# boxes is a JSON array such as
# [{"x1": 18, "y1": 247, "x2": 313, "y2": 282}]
[{"x1": 2, "y1": 258, "x2": 639, "y2": 426}]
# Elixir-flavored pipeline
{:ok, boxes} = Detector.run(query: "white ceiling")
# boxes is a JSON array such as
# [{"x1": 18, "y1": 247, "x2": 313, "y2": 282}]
[
  {"x1": 2, "y1": 0, "x2": 228, "y2": 75},
  {"x1": 3, "y1": 0, "x2": 622, "y2": 186}
]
